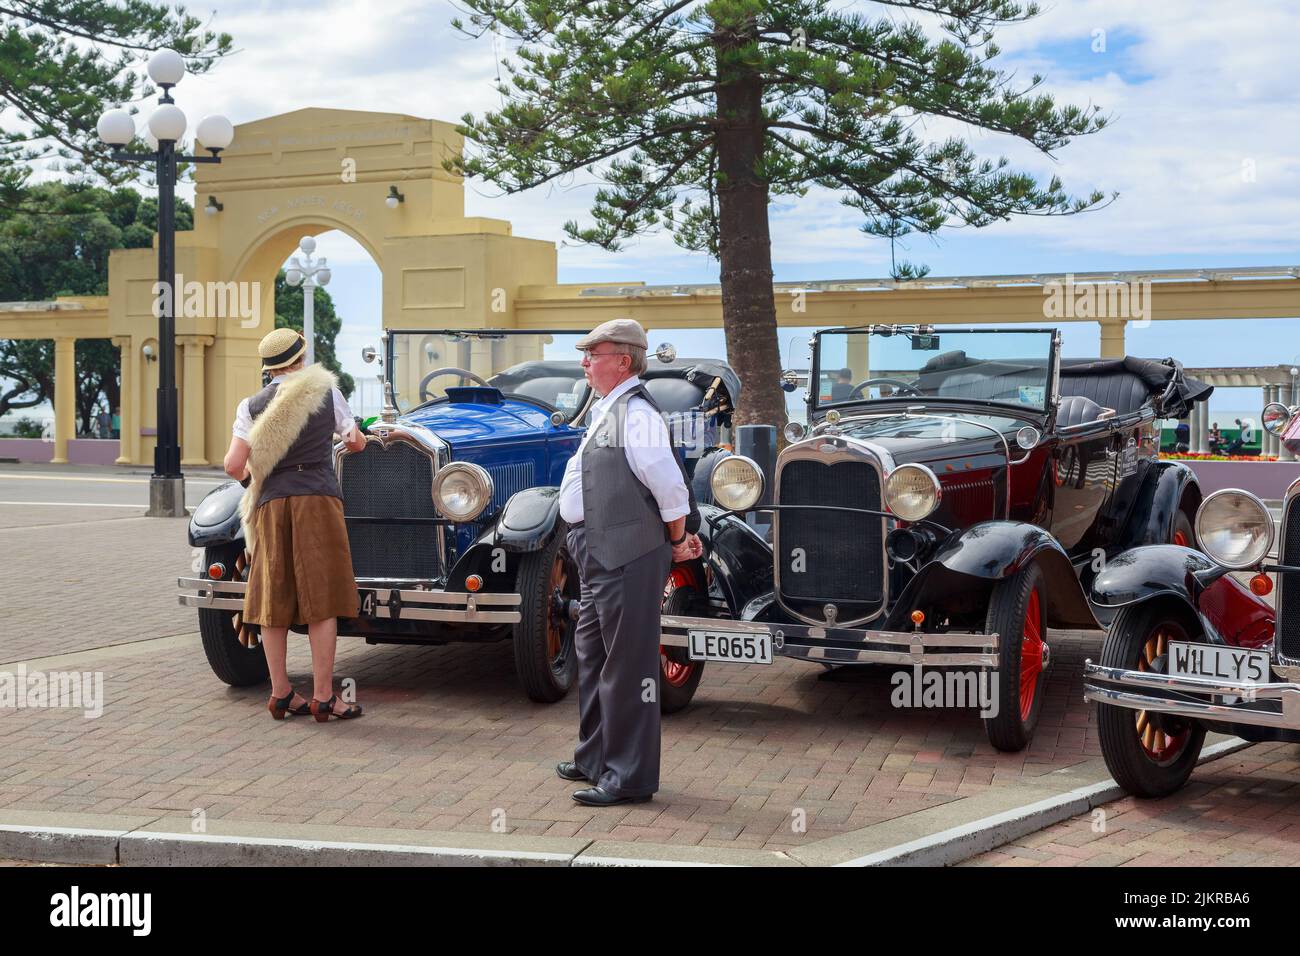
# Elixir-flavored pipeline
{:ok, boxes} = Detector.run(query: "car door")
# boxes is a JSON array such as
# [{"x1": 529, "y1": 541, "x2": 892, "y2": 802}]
[{"x1": 1050, "y1": 421, "x2": 1119, "y2": 553}]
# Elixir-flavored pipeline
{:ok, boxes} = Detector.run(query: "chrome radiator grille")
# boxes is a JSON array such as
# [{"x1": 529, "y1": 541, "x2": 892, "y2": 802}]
[
  {"x1": 340, "y1": 442, "x2": 443, "y2": 580},
  {"x1": 1278, "y1": 495, "x2": 1300, "y2": 661},
  {"x1": 776, "y1": 454, "x2": 886, "y2": 623}
]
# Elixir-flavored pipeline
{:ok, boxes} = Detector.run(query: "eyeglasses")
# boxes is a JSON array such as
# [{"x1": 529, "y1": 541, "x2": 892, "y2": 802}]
[{"x1": 581, "y1": 349, "x2": 625, "y2": 363}]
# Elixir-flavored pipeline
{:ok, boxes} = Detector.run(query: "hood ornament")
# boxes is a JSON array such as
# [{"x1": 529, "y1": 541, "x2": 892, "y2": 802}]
[{"x1": 823, "y1": 603, "x2": 838, "y2": 625}]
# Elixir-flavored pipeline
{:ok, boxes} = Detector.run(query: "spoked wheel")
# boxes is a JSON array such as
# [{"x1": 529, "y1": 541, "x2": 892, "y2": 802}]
[
  {"x1": 513, "y1": 529, "x2": 579, "y2": 702},
  {"x1": 1097, "y1": 602, "x2": 1206, "y2": 797},
  {"x1": 198, "y1": 543, "x2": 268, "y2": 687},
  {"x1": 659, "y1": 568, "x2": 705, "y2": 714},
  {"x1": 983, "y1": 562, "x2": 1050, "y2": 752}
]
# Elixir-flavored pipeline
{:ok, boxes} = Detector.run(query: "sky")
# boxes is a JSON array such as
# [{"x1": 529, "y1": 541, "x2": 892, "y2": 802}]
[{"x1": 10, "y1": 0, "x2": 1300, "y2": 423}]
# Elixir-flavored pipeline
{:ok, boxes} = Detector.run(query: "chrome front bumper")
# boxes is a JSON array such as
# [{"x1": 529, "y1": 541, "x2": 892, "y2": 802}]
[
  {"x1": 1083, "y1": 661, "x2": 1300, "y2": 730},
  {"x1": 177, "y1": 577, "x2": 522, "y2": 625},
  {"x1": 659, "y1": 615, "x2": 999, "y2": 666}
]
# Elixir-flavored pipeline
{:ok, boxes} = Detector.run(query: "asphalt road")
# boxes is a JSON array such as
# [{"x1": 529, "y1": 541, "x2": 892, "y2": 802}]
[{"x1": 0, "y1": 464, "x2": 230, "y2": 512}]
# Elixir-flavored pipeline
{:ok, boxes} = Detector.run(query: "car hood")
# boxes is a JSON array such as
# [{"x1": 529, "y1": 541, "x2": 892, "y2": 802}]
[
  {"x1": 399, "y1": 396, "x2": 556, "y2": 451},
  {"x1": 834, "y1": 412, "x2": 1031, "y2": 467}
]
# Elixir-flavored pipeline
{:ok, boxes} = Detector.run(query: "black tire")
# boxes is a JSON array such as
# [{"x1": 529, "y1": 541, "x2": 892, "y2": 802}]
[
  {"x1": 982, "y1": 562, "x2": 1049, "y2": 752},
  {"x1": 659, "y1": 578, "x2": 705, "y2": 714},
  {"x1": 1096, "y1": 601, "x2": 1206, "y2": 798},
  {"x1": 198, "y1": 542, "x2": 268, "y2": 687},
  {"x1": 512, "y1": 528, "x2": 579, "y2": 703},
  {"x1": 1172, "y1": 509, "x2": 1195, "y2": 549}
]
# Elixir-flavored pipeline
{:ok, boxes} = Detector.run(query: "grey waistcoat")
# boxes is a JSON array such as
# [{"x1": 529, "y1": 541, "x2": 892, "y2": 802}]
[
  {"x1": 247, "y1": 382, "x2": 342, "y2": 507},
  {"x1": 580, "y1": 383, "x2": 685, "y2": 571}
]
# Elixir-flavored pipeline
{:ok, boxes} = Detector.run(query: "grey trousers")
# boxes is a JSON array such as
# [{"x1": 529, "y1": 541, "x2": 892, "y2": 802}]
[{"x1": 567, "y1": 525, "x2": 671, "y2": 798}]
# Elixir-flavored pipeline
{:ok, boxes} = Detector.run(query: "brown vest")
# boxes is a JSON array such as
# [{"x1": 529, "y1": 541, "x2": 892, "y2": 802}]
[{"x1": 247, "y1": 381, "x2": 341, "y2": 506}]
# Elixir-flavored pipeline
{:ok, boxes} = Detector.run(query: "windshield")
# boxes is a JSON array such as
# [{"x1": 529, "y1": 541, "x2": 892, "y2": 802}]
[
  {"x1": 813, "y1": 327, "x2": 1057, "y2": 413},
  {"x1": 387, "y1": 330, "x2": 590, "y2": 420}
]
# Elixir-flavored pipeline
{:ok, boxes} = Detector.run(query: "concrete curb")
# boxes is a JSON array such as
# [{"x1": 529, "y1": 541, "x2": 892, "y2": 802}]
[
  {"x1": 834, "y1": 736, "x2": 1253, "y2": 867},
  {"x1": 0, "y1": 737, "x2": 1256, "y2": 868}
]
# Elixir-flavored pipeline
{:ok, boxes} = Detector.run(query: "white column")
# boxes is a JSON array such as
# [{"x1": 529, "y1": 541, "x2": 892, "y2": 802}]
[
  {"x1": 1263, "y1": 386, "x2": 1277, "y2": 457},
  {"x1": 1196, "y1": 400, "x2": 1211, "y2": 454}
]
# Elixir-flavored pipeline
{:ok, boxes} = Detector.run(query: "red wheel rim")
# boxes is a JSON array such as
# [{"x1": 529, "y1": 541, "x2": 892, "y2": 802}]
[
  {"x1": 1173, "y1": 529, "x2": 1189, "y2": 547},
  {"x1": 1019, "y1": 588, "x2": 1045, "y2": 722},
  {"x1": 660, "y1": 568, "x2": 697, "y2": 688},
  {"x1": 1135, "y1": 625, "x2": 1192, "y2": 762},
  {"x1": 661, "y1": 654, "x2": 694, "y2": 687}
]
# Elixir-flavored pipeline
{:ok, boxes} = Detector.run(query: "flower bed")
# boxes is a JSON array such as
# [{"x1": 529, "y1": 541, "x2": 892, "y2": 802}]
[{"x1": 1161, "y1": 453, "x2": 1278, "y2": 462}]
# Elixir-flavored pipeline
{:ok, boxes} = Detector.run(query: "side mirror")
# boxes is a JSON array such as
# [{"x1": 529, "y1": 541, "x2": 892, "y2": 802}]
[
  {"x1": 655, "y1": 342, "x2": 677, "y2": 364},
  {"x1": 1262, "y1": 402, "x2": 1295, "y2": 437},
  {"x1": 780, "y1": 369, "x2": 799, "y2": 393},
  {"x1": 361, "y1": 346, "x2": 377, "y2": 364}
]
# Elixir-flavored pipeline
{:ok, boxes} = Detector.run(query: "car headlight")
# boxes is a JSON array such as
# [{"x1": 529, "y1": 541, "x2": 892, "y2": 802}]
[
  {"x1": 885, "y1": 464, "x2": 941, "y2": 522},
  {"x1": 432, "y1": 462, "x2": 494, "y2": 522},
  {"x1": 710, "y1": 455, "x2": 764, "y2": 512},
  {"x1": 1195, "y1": 489, "x2": 1274, "y2": 569}
]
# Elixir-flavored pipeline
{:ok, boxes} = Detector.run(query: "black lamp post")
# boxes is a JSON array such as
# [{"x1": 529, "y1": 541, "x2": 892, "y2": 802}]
[{"x1": 97, "y1": 49, "x2": 234, "y2": 517}]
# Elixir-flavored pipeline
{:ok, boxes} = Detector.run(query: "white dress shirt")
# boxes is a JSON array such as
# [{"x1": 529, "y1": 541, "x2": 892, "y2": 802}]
[
  {"x1": 558, "y1": 376, "x2": 690, "y2": 525},
  {"x1": 232, "y1": 372, "x2": 356, "y2": 442}
]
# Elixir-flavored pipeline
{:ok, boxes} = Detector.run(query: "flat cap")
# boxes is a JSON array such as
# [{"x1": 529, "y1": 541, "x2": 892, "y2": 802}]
[
  {"x1": 575, "y1": 318, "x2": 647, "y2": 352},
  {"x1": 259, "y1": 327, "x2": 306, "y2": 370}
]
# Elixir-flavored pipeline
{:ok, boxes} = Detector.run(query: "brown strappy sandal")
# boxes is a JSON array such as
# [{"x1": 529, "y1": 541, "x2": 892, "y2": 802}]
[
  {"x1": 310, "y1": 694, "x2": 363, "y2": 722},
  {"x1": 267, "y1": 689, "x2": 312, "y2": 720}
]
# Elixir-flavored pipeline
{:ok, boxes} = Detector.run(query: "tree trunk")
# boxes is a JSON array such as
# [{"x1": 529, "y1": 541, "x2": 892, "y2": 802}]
[{"x1": 713, "y1": 26, "x2": 788, "y2": 433}]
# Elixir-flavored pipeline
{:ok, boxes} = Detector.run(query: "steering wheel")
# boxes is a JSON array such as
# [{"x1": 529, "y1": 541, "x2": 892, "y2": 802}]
[
  {"x1": 419, "y1": 367, "x2": 490, "y2": 402},
  {"x1": 849, "y1": 377, "x2": 923, "y2": 399}
]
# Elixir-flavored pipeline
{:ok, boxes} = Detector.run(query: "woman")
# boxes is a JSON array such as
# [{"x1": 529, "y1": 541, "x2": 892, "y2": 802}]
[{"x1": 223, "y1": 327, "x2": 368, "y2": 721}]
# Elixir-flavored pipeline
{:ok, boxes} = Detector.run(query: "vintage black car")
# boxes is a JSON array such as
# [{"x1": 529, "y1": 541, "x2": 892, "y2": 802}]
[
  {"x1": 178, "y1": 329, "x2": 738, "y2": 708},
  {"x1": 661, "y1": 324, "x2": 1212, "y2": 751},
  {"x1": 1083, "y1": 402, "x2": 1300, "y2": 797}
]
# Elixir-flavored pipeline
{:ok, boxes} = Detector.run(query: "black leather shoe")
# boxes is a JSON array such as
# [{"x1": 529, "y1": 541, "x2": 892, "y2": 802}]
[
  {"x1": 571, "y1": 786, "x2": 651, "y2": 807},
  {"x1": 556, "y1": 761, "x2": 591, "y2": 783}
]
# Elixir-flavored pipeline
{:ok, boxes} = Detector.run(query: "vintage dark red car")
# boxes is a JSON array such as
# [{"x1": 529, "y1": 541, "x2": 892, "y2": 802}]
[
  {"x1": 1083, "y1": 402, "x2": 1300, "y2": 797},
  {"x1": 662, "y1": 324, "x2": 1212, "y2": 751}
]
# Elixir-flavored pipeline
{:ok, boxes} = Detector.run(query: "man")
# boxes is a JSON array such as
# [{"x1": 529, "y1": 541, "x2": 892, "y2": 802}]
[
  {"x1": 829, "y1": 367, "x2": 854, "y2": 402},
  {"x1": 555, "y1": 318, "x2": 703, "y2": 806},
  {"x1": 223, "y1": 328, "x2": 369, "y2": 721}
]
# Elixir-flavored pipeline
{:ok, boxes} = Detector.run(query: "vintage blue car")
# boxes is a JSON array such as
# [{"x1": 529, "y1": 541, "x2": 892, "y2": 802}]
[{"x1": 177, "y1": 328, "x2": 740, "y2": 707}]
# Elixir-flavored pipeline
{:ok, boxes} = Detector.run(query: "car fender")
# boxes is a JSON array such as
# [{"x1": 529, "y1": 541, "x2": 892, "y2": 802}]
[
  {"x1": 892, "y1": 521, "x2": 1100, "y2": 630},
  {"x1": 493, "y1": 486, "x2": 563, "y2": 553},
  {"x1": 187, "y1": 480, "x2": 245, "y2": 548},
  {"x1": 697, "y1": 503, "x2": 773, "y2": 618},
  {"x1": 1116, "y1": 460, "x2": 1201, "y2": 550},
  {"x1": 444, "y1": 487, "x2": 563, "y2": 591},
  {"x1": 1089, "y1": 543, "x2": 1216, "y2": 610}
]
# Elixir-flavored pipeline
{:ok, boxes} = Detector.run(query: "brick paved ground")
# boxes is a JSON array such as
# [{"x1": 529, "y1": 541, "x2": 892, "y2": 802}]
[
  {"x1": 0, "y1": 513, "x2": 193, "y2": 662},
  {"x1": 964, "y1": 743, "x2": 1300, "y2": 866},
  {"x1": 13, "y1": 506, "x2": 1287, "y2": 858}
]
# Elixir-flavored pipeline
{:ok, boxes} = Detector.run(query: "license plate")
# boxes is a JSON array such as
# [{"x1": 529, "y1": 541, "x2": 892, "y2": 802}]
[
  {"x1": 357, "y1": 588, "x2": 378, "y2": 617},
  {"x1": 687, "y1": 629, "x2": 773, "y2": 665},
  {"x1": 1169, "y1": 642, "x2": 1269, "y2": 684}
]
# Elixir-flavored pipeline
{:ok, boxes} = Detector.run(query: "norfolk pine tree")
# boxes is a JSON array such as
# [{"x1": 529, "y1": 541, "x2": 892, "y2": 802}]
[{"x1": 449, "y1": 0, "x2": 1111, "y2": 428}]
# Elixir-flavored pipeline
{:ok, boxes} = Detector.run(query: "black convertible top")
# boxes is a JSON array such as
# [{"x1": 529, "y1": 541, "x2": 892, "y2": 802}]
[
  {"x1": 490, "y1": 357, "x2": 741, "y2": 411},
  {"x1": 1060, "y1": 357, "x2": 1213, "y2": 419}
]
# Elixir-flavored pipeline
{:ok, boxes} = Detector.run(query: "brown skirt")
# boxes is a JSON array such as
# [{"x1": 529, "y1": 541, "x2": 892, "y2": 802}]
[{"x1": 243, "y1": 495, "x2": 359, "y2": 627}]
